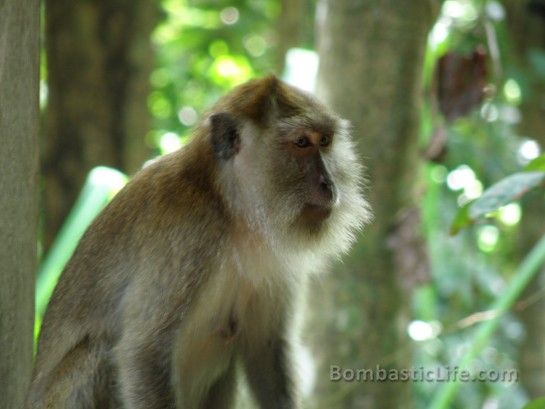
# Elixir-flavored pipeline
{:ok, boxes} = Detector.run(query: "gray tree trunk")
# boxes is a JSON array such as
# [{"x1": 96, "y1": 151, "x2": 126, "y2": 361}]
[
  {"x1": 43, "y1": 0, "x2": 157, "y2": 250},
  {"x1": 276, "y1": 0, "x2": 305, "y2": 73},
  {"x1": 0, "y1": 0, "x2": 40, "y2": 408},
  {"x1": 307, "y1": 1, "x2": 437, "y2": 408}
]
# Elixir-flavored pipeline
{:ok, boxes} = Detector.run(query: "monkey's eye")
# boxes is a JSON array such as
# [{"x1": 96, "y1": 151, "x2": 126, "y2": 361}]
[
  {"x1": 319, "y1": 135, "x2": 331, "y2": 147},
  {"x1": 294, "y1": 135, "x2": 311, "y2": 148}
]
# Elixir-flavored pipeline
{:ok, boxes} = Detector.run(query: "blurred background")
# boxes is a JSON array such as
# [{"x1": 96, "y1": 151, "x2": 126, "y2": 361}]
[{"x1": 30, "y1": 0, "x2": 545, "y2": 408}]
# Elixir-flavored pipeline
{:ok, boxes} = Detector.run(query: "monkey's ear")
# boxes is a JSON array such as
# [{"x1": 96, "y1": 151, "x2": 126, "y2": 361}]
[{"x1": 209, "y1": 112, "x2": 240, "y2": 161}]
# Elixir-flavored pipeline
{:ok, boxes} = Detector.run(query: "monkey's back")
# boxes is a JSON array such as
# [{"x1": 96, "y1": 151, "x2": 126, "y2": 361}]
[{"x1": 27, "y1": 136, "x2": 228, "y2": 408}]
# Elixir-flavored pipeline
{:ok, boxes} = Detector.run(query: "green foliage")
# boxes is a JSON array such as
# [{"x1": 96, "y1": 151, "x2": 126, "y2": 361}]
[
  {"x1": 468, "y1": 172, "x2": 545, "y2": 218},
  {"x1": 525, "y1": 155, "x2": 545, "y2": 172},
  {"x1": 415, "y1": 1, "x2": 543, "y2": 408},
  {"x1": 149, "y1": 0, "x2": 278, "y2": 153},
  {"x1": 430, "y1": 232, "x2": 545, "y2": 408},
  {"x1": 449, "y1": 201, "x2": 471, "y2": 235},
  {"x1": 451, "y1": 172, "x2": 545, "y2": 234},
  {"x1": 523, "y1": 398, "x2": 545, "y2": 409}
]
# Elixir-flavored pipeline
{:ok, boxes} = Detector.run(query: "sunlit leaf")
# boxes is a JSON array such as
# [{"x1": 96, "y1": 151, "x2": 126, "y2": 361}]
[
  {"x1": 450, "y1": 201, "x2": 473, "y2": 235},
  {"x1": 148, "y1": 91, "x2": 172, "y2": 119},
  {"x1": 522, "y1": 397, "x2": 545, "y2": 409},
  {"x1": 209, "y1": 55, "x2": 253, "y2": 87},
  {"x1": 469, "y1": 172, "x2": 545, "y2": 220},
  {"x1": 525, "y1": 155, "x2": 545, "y2": 172},
  {"x1": 450, "y1": 172, "x2": 545, "y2": 235}
]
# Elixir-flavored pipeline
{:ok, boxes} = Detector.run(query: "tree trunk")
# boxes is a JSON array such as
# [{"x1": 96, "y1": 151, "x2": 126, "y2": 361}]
[
  {"x1": 0, "y1": 0, "x2": 40, "y2": 407},
  {"x1": 307, "y1": 1, "x2": 437, "y2": 408},
  {"x1": 43, "y1": 0, "x2": 157, "y2": 250},
  {"x1": 275, "y1": 0, "x2": 305, "y2": 73},
  {"x1": 504, "y1": 0, "x2": 545, "y2": 399}
]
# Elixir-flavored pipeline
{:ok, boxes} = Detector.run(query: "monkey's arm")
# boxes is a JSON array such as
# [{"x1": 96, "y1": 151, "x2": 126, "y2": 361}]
[
  {"x1": 114, "y1": 274, "x2": 183, "y2": 409},
  {"x1": 115, "y1": 323, "x2": 177, "y2": 409},
  {"x1": 242, "y1": 336, "x2": 299, "y2": 409}
]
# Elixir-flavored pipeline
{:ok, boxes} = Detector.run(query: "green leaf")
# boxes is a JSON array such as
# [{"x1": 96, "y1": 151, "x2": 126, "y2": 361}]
[
  {"x1": 468, "y1": 172, "x2": 545, "y2": 220},
  {"x1": 525, "y1": 155, "x2": 545, "y2": 172},
  {"x1": 450, "y1": 172, "x2": 545, "y2": 235},
  {"x1": 522, "y1": 397, "x2": 545, "y2": 409},
  {"x1": 450, "y1": 202, "x2": 473, "y2": 235}
]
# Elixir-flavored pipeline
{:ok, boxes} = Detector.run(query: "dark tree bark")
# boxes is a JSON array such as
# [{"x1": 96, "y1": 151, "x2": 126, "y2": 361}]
[
  {"x1": 307, "y1": 1, "x2": 437, "y2": 408},
  {"x1": 505, "y1": 0, "x2": 545, "y2": 399},
  {"x1": 275, "y1": 0, "x2": 305, "y2": 73},
  {"x1": 0, "y1": 0, "x2": 40, "y2": 407},
  {"x1": 43, "y1": 0, "x2": 157, "y2": 250}
]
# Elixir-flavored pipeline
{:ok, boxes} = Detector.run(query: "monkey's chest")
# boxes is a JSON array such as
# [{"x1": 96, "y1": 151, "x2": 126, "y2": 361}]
[
  {"x1": 194, "y1": 271, "x2": 285, "y2": 347},
  {"x1": 190, "y1": 255, "x2": 291, "y2": 347},
  {"x1": 174, "y1": 268, "x2": 287, "y2": 379}
]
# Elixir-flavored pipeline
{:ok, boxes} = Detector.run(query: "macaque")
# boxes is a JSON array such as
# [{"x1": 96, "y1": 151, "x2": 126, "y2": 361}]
[{"x1": 27, "y1": 76, "x2": 370, "y2": 409}]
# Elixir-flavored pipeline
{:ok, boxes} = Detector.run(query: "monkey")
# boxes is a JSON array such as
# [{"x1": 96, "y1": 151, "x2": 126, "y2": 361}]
[{"x1": 26, "y1": 75, "x2": 370, "y2": 409}]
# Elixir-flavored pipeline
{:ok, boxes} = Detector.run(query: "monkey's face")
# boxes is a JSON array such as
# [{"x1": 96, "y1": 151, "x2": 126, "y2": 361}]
[
  {"x1": 268, "y1": 122, "x2": 340, "y2": 230},
  {"x1": 209, "y1": 77, "x2": 371, "y2": 259},
  {"x1": 226, "y1": 114, "x2": 370, "y2": 258}
]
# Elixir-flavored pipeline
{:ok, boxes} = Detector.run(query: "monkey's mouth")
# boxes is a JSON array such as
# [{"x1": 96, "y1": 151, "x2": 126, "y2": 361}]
[{"x1": 302, "y1": 203, "x2": 332, "y2": 222}]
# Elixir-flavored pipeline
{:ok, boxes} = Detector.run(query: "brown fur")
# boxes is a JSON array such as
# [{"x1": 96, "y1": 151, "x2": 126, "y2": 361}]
[{"x1": 27, "y1": 76, "x2": 370, "y2": 409}]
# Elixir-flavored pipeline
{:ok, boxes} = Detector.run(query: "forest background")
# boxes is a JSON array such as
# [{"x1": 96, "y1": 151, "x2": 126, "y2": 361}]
[{"x1": 2, "y1": 0, "x2": 545, "y2": 408}]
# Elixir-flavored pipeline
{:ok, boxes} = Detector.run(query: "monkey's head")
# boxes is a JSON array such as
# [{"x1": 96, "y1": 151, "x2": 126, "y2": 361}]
[{"x1": 206, "y1": 76, "x2": 371, "y2": 262}]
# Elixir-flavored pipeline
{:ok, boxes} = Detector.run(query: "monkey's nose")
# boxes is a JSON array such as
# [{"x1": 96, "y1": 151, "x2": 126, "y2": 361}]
[{"x1": 319, "y1": 173, "x2": 334, "y2": 201}]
